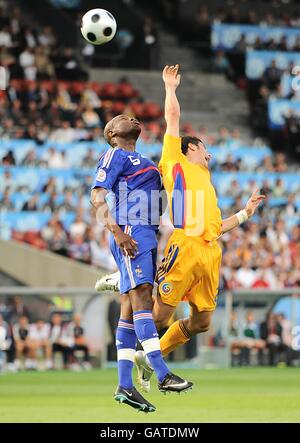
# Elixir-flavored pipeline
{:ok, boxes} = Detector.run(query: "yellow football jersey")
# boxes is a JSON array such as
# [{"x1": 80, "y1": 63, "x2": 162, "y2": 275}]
[{"x1": 159, "y1": 134, "x2": 222, "y2": 240}]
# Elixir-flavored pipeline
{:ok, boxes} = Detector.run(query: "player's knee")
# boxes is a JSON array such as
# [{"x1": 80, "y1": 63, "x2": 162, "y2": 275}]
[
  {"x1": 154, "y1": 315, "x2": 169, "y2": 331},
  {"x1": 188, "y1": 317, "x2": 211, "y2": 335},
  {"x1": 130, "y1": 283, "x2": 153, "y2": 311}
]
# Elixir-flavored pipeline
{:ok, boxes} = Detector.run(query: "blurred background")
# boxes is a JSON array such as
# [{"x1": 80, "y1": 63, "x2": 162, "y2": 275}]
[{"x1": 0, "y1": 0, "x2": 299, "y2": 373}]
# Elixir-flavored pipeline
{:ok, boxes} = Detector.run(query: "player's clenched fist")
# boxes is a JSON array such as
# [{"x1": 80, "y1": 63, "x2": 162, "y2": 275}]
[
  {"x1": 162, "y1": 64, "x2": 181, "y2": 89},
  {"x1": 245, "y1": 188, "x2": 266, "y2": 218},
  {"x1": 114, "y1": 230, "x2": 138, "y2": 258}
]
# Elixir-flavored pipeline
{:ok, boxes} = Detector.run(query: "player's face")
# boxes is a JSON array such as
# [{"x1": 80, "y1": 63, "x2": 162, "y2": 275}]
[
  {"x1": 109, "y1": 115, "x2": 141, "y2": 142},
  {"x1": 195, "y1": 141, "x2": 211, "y2": 169}
]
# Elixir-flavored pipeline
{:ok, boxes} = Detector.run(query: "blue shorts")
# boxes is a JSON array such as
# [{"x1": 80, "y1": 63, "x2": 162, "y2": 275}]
[{"x1": 110, "y1": 225, "x2": 158, "y2": 294}]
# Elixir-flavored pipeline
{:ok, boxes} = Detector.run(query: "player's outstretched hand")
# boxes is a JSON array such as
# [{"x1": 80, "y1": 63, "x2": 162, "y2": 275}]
[
  {"x1": 114, "y1": 230, "x2": 138, "y2": 258},
  {"x1": 245, "y1": 188, "x2": 266, "y2": 217},
  {"x1": 162, "y1": 64, "x2": 181, "y2": 89}
]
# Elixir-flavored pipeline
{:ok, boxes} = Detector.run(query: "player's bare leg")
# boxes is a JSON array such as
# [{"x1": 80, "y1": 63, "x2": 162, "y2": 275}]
[{"x1": 136, "y1": 296, "x2": 213, "y2": 393}]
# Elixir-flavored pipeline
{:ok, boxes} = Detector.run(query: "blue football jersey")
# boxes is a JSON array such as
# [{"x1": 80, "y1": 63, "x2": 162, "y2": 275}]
[{"x1": 92, "y1": 147, "x2": 162, "y2": 229}]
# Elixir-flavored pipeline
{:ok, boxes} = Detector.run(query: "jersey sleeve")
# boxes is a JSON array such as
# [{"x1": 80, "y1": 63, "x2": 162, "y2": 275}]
[
  {"x1": 159, "y1": 134, "x2": 184, "y2": 172},
  {"x1": 91, "y1": 148, "x2": 125, "y2": 191}
]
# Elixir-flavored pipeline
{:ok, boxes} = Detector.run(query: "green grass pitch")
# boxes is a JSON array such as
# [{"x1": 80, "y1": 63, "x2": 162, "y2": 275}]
[{"x1": 0, "y1": 367, "x2": 300, "y2": 423}]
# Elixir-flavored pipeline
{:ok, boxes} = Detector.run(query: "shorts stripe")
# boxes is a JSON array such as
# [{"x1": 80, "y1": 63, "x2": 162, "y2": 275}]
[
  {"x1": 157, "y1": 245, "x2": 179, "y2": 282},
  {"x1": 122, "y1": 225, "x2": 136, "y2": 288}
]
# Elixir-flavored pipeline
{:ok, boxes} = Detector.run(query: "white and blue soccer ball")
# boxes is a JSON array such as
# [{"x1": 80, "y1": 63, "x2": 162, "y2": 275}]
[{"x1": 80, "y1": 8, "x2": 117, "y2": 45}]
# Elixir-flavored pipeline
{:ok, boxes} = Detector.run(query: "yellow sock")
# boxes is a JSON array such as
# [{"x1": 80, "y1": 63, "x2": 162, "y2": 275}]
[{"x1": 160, "y1": 319, "x2": 190, "y2": 357}]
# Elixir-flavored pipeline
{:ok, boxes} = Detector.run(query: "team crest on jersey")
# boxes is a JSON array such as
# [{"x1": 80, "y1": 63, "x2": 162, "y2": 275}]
[
  {"x1": 160, "y1": 282, "x2": 173, "y2": 295},
  {"x1": 135, "y1": 265, "x2": 143, "y2": 277},
  {"x1": 96, "y1": 168, "x2": 106, "y2": 182}
]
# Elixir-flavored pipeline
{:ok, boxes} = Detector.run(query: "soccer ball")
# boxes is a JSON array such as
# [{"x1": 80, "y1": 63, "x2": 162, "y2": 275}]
[{"x1": 80, "y1": 8, "x2": 117, "y2": 45}]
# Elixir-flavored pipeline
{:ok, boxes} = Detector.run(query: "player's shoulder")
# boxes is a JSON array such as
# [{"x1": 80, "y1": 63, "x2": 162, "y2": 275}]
[{"x1": 99, "y1": 147, "x2": 127, "y2": 168}]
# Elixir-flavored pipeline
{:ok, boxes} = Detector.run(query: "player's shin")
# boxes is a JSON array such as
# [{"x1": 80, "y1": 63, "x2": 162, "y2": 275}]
[
  {"x1": 116, "y1": 319, "x2": 137, "y2": 389},
  {"x1": 159, "y1": 319, "x2": 191, "y2": 356},
  {"x1": 133, "y1": 310, "x2": 170, "y2": 383}
]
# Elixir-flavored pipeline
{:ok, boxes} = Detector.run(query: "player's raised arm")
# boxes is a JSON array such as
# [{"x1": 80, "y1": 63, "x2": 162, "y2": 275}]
[
  {"x1": 163, "y1": 64, "x2": 181, "y2": 137},
  {"x1": 221, "y1": 189, "x2": 265, "y2": 234}
]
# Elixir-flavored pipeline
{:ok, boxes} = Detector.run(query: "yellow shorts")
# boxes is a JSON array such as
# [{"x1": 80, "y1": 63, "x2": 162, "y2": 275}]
[{"x1": 157, "y1": 229, "x2": 222, "y2": 312}]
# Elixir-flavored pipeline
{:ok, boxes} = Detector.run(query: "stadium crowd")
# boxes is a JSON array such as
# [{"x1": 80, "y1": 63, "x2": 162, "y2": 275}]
[
  {"x1": 0, "y1": 76, "x2": 164, "y2": 144},
  {"x1": 0, "y1": 301, "x2": 92, "y2": 372},
  {"x1": 0, "y1": 3, "x2": 86, "y2": 81},
  {"x1": 1, "y1": 137, "x2": 299, "y2": 286}
]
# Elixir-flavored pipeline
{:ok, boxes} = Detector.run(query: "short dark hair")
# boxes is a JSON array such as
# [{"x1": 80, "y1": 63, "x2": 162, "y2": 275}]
[{"x1": 181, "y1": 136, "x2": 203, "y2": 155}]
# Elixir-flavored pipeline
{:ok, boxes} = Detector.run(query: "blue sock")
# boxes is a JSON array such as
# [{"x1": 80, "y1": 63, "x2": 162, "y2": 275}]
[
  {"x1": 116, "y1": 319, "x2": 137, "y2": 389},
  {"x1": 133, "y1": 310, "x2": 169, "y2": 383}
]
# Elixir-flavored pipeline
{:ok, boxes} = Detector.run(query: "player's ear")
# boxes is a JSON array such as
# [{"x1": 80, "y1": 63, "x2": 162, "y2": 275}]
[
  {"x1": 107, "y1": 130, "x2": 115, "y2": 143},
  {"x1": 188, "y1": 142, "x2": 197, "y2": 152}
]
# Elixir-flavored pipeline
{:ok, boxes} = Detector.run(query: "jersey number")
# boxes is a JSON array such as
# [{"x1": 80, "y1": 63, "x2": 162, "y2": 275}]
[{"x1": 128, "y1": 156, "x2": 141, "y2": 166}]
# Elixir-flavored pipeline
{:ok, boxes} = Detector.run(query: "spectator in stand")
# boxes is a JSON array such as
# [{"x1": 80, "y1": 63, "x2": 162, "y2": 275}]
[
  {"x1": 64, "y1": 314, "x2": 92, "y2": 370},
  {"x1": 234, "y1": 34, "x2": 248, "y2": 53},
  {"x1": 80, "y1": 148, "x2": 97, "y2": 169},
  {"x1": 13, "y1": 315, "x2": 31, "y2": 370},
  {"x1": 217, "y1": 126, "x2": 231, "y2": 144},
  {"x1": 35, "y1": 47, "x2": 55, "y2": 80},
  {"x1": 277, "y1": 313, "x2": 295, "y2": 366},
  {"x1": 19, "y1": 46, "x2": 36, "y2": 80},
  {"x1": 260, "y1": 312, "x2": 283, "y2": 366},
  {"x1": 58, "y1": 190, "x2": 77, "y2": 212},
  {"x1": 21, "y1": 195, "x2": 38, "y2": 212},
  {"x1": 2, "y1": 150, "x2": 16, "y2": 166},
  {"x1": 0, "y1": 24, "x2": 12, "y2": 47},
  {"x1": 23, "y1": 27, "x2": 37, "y2": 49},
  {"x1": 0, "y1": 189, "x2": 14, "y2": 210},
  {"x1": 69, "y1": 213, "x2": 87, "y2": 239},
  {"x1": 41, "y1": 219, "x2": 68, "y2": 257},
  {"x1": 68, "y1": 234, "x2": 90, "y2": 263},
  {"x1": 82, "y1": 105, "x2": 101, "y2": 128},
  {"x1": 28, "y1": 319, "x2": 52, "y2": 370},
  {"x1": 21, "y1": 149, "x2": 39, "y2": 167},
  {"x1": 81, "y1": 83, "x2": 102, "y2": 113},
  {"x1": 42, "y1": 147, "x2": 68, "y2": 169},
  {"x1": 229, "y1": 311, "x2": 266, "y2": 366},
  {"x1": 49, "y1": 313, "x2": 71, "y2": 369},
  {"x1": 273, "y1": 178, "x2": 285, "y2": 197},
  {"x1": 88, "y1": 227, "x2": 117, "y2": 270},
  {"x1": 58, "y1": 47, "x2": 87, "y2": 81},
  {"x1": 213, "y1": 50, "x2": 231, "y2": 77},
  {"x1": 38, "y1": 26, "x2": 56, "y2": 48},
  {"x1": 263, "y1": 60, "x2": 282, "y2": 91},
  {"x1": 5, "y1": 296, "x2": 31, "y2": 325}
]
